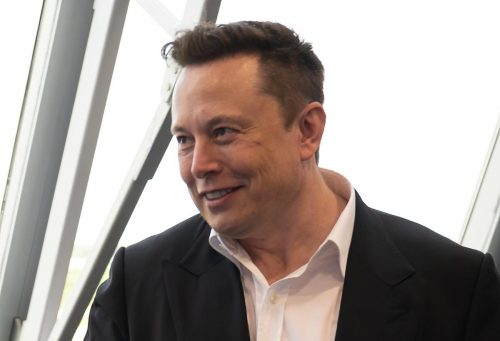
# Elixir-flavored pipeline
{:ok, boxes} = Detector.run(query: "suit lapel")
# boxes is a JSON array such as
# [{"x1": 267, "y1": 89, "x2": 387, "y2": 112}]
[
  {"x1": 336, "y1": 193, "x2": 422, "y2": 341},
  {"x1": 162, "y1": 221, "x2": 250, "y2": 341}
]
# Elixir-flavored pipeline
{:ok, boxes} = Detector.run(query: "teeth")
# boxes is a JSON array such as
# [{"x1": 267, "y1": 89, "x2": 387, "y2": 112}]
[{"x1": 205, "y1": 188, "x2": 233, "y2": 200}]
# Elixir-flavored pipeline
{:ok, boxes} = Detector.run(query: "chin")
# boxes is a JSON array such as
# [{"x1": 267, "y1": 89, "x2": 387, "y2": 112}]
[
  {"x1": 208, "y1": 221, "x2": 234, "y2": 234},
  {"x1": 208, "y1": 220, "x2": 245, "y2": 239}
]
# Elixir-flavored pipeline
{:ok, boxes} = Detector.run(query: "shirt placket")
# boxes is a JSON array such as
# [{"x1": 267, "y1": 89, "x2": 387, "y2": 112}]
[{"x1": 256, "y1": 282, "x2": 290, "y2": 341}]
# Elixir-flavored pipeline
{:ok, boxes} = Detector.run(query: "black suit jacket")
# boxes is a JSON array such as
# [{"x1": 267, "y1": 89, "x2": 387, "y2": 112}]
[{"x1": 85, "y1": 193, "x2": 500, "y2": 340}]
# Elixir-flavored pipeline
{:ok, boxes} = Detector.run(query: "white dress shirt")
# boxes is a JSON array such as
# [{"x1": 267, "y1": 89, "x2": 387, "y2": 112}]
[{"x1": 209, "y1": 171, "x2": 355, "y2": 341}]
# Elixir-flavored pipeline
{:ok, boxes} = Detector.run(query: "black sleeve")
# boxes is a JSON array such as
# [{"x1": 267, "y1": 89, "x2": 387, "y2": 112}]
[
  {"x1": 463, "y1": 253, "x2": 500, "y2": 340},
  {"x1": 84, "y1": 247, "x2": 129, "y2": 341}
]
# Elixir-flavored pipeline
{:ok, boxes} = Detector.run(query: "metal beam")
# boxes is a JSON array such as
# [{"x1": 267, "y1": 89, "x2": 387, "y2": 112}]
[
  {"x1": 135, "y1": 0, "x2": 221, "y2": 36},
  {"x1": 0, "y1": 0, "x2": 94, "y2": 340},
  {"x1": 49, "y1": 61, "x2": 179, "y2": 341},
  {"x1": 489, "y1": 217, "x2": 500, "y2": 269},
  {"x1": 18, "y1": 0, "x2": 130, "y2": 339},
  {"x1": 47, "y1": 1, "x2": 221, "y2": 340},
  {"x1": 461, "y1": 115, "x2": 500, "y2": 267}
]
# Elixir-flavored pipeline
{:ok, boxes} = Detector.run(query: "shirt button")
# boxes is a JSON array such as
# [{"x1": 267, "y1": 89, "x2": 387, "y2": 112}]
[{"x1": 270, "y1": 292, "x2": 277, "y2": 304}]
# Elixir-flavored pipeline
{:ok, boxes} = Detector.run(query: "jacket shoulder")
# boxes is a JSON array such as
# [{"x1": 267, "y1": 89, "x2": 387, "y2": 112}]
[
  {"x1": 124, "y1": 214, "x2": 210, "y2": 263},
  {"x1": 353, "y1": 191, "x2": 486, "y2": 280},
  {"x1": 375, "y1": 209, "x2": 483, "y2": 264}
]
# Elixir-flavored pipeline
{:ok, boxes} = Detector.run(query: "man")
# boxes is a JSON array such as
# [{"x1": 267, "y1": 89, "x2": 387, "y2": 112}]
[{"x1": 85, "y1": 21, "x2": 500, "y2": 340}]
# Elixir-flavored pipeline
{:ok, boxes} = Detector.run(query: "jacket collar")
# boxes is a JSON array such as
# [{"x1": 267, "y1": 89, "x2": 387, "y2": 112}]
[
  {"x1": 161, "y1": 218, "x2": 251, "y2": 340},
  {"x1": 336, "y1": 192, "x2": 421, "y2": 341}
]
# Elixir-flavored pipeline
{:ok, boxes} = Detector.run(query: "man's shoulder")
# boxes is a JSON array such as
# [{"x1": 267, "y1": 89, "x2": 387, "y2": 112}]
[
  {"x1": 353, "y1": 192, "x2": 480, "y2": 257},
  {"x1": 368, "y1": 206, "x2": 485, "y2": 273},
  {"x1": 124, "y1": 214, "x2": 210, "y2": 264},
  {"x1": 379, "y1": 209, "x2": 479, "y2": 255}
]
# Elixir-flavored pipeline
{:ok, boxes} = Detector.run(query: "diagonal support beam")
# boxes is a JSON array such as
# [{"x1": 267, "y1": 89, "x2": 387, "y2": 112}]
[
  {"x1": 18, "y1": 0, "x2": 131, "y2": 340},
  {"x1": 136, "y1": 0, "x2": 222, "y2": 36},
  {"x1": 461, "y1": 114, "x2": 500, "y2": 268},
  {"x1": 47, "y1": 1, "x2": 221, "y2": 340},
  {"x1": 47, "y1": 58, "x2": 179, "y2": 341}
]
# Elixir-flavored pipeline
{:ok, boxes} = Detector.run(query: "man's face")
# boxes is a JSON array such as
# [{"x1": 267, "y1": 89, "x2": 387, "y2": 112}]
[{"x1": 171, "y1": 54, "x2": 305, "y2": 239}]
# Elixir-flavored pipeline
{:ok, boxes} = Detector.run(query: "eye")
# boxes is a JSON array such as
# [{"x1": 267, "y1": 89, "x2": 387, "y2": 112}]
[
  {"x1": 176, "y1": 135, "x2": 187, "y2": 144},
  {"x1": 213, "y1": 127, "x2": 235, "y2": 138},
  {"x1": 176, "y1": 135, "x2": 193, "y2": 146}
]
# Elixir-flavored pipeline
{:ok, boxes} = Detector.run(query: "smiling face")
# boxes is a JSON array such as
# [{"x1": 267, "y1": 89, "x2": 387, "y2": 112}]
[{"x1": 171, "y1": 54, "x2": 308, "y2": 239}]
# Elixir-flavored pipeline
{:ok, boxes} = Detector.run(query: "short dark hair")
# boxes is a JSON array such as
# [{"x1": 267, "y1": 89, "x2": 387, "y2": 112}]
[{"x1": 165, "y1": 21, "x2": 325, "y2": 128}]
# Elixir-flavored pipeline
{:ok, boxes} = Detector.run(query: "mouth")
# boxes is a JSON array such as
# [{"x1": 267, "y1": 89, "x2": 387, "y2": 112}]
[{"x1": 202, "y1": 187, "x2": 240, "y2": 200}]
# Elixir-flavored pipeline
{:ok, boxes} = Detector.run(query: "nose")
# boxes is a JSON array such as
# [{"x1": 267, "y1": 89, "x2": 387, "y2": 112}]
[{"x1": 190, "y1": 140, "x2": 222, "y2": 179}]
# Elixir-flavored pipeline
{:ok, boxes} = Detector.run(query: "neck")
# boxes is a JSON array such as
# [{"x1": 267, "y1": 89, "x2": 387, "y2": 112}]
[{"x1": 237, "y1": 167, "x2": 347, "y2": 284}]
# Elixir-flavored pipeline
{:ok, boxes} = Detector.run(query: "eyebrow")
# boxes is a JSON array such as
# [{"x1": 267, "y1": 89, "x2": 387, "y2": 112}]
[
  {"x1": 206, "y1": 115, "x2": 251, "y2": 128},
  {"x1": 171, "y1": 114, "x2": 252, "y2": 135},
  {"x1": 170, "y1": 124, "x2": 187, "y2": 135}
]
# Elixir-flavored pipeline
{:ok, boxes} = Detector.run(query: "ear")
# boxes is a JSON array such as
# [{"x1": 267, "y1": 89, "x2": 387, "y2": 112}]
[{"x1": 297, "y1": 102, "x2": 326, "y2": 162}]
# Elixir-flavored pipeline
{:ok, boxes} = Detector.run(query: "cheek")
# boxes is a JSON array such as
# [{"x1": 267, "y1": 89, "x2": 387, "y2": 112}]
[{"x1": 178, "y1": 156, "x2": 193, "y2": 185}]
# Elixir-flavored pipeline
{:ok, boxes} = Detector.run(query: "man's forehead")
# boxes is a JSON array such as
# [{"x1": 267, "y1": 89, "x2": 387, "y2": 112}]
[
  {"x1": 179, "y1": 54, "x2": 260, "y2": 81},
  {"x1": 173, "y1": 54, "x2": 262, "y2": 100}
]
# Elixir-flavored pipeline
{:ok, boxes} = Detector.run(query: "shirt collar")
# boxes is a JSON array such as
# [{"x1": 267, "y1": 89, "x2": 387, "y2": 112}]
[{"x1": 321, "y1": 169, "x2": 355, "y2": 277}]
